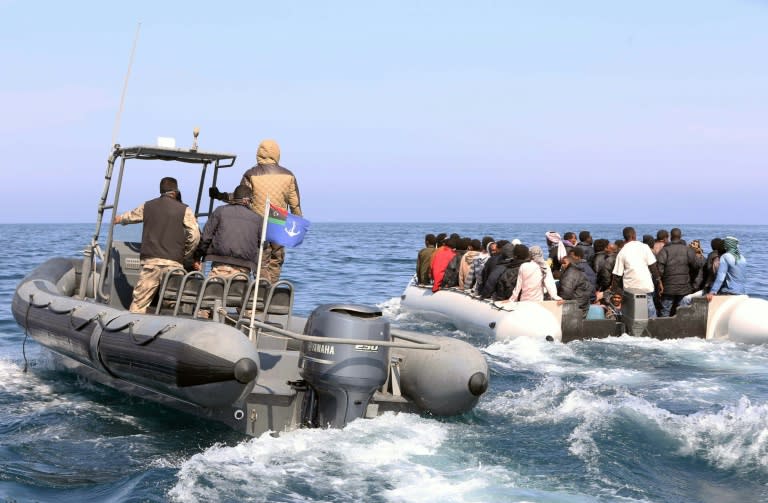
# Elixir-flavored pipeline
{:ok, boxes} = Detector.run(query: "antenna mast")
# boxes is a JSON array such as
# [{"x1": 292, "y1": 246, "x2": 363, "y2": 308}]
[{"x1": 110, "y1": 22, "x2": 141, "y2": 150}]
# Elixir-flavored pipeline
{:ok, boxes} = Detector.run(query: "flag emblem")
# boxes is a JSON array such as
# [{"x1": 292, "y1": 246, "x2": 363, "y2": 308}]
[{"x1": 265, "y1": 204, "x2": 310, "y2": 247}]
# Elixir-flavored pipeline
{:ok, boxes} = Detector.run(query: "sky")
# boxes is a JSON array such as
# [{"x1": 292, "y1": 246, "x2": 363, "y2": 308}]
[{"x1": 1, "y1": 1, "x2": 767, "y2": 224}]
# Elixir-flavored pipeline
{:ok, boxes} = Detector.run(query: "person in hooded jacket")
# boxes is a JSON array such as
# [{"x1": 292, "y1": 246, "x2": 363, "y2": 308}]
[
  {"x1": 458, "y1": 238, "x2": 481, "y2": 289},
  {"x1": 656, "y1": 227, "x2": 700, "y2": 316},
  {"x1": 210, "y1": 139, "x2": 301, "y2": 283},
  {"x1": 466, "y1": 237, "x2": 495, "y2": 295},
  {"x1": 707, "y1": 236, "x2": 747, "y2": 299}
]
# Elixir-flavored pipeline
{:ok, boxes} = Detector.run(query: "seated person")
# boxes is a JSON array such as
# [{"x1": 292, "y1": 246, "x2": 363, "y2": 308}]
[{"x1": 601, "y1": 291, "x2": 624, "y2": 322}]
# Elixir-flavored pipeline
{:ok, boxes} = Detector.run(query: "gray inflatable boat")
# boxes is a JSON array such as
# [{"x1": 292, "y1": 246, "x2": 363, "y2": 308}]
[{"x1": 12, "y1": 141, "x2": 489, "y2": 436}]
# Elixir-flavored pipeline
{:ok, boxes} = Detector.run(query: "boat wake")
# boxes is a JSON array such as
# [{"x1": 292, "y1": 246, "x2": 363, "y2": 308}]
[{"x1": 170, "y1": 413, "x2": 504, "y2": 502}]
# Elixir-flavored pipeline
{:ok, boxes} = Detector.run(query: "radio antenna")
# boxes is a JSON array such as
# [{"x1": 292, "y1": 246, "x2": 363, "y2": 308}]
[{"x1": 110, "y1": 22, "x2": 141, "y2": 151}]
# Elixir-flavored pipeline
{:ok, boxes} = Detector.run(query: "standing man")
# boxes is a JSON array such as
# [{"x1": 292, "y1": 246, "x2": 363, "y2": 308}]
[
  {"x1": 576, "y1": 230, "x2": 595, "y2": 267},
  {"x1": 195, "y1": 185, "x2": 264, "y2": 278},
  {"x1": 210, "y1": 139, "x2": 301, "y2": 283},
  {"x1": 114, "y1": 177, "x2": 200, "y2": 313},
  {"x1": 656, "y1": 227, "x2": 699, "y2": 316},
  {"x1": 610, "y1": 226, "x2": 663, "y2": 318}
]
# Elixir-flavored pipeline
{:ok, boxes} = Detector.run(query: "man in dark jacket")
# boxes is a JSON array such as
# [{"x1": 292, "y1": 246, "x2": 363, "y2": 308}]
[
  {"x1": 492, "y1": 244, "x2": 530, "y2": 300},
  {"x1": 702, "y1": 238, "x2": 724, "y2": 293},
  {"x1": 479, "y1": 239, "x2": 508, "y2": 296},
  {"x1": 196, "y1": 185, "x2": 264, "y2": 278},
  {"x1": 568, "y1": 247, "x2": 597, "y2": 304},
  {"x1": 656, "y1": 227, "x2": 699, "y2": 316},
  {"x1": 115, "y1": 177, "x2": 200, "y2": 313},
  {"x1": 592, "y1": 239, "x2": 609, "y2": 290},
  {"x1": 557, "y1": 255, "x2": 595, "y2": 317},
  {"x1": 576, "y1": 230, "x2": 595, "y2": 267},
  {"x1": 481, "y1": 242, "x2": 518, "y2": 299}
]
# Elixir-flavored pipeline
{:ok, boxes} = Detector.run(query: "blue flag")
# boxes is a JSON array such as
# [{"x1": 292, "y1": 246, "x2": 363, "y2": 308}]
[{"x1": 265, "y1": 204, "x2": 310, "y2": 247}]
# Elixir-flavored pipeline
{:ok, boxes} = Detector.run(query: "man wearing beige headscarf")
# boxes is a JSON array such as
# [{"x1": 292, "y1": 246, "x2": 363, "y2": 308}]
[{"x1": 210, "y1": 139, "x2": 302, "y2": 282}]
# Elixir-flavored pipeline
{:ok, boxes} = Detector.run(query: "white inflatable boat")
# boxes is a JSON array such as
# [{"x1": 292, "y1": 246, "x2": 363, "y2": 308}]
[{"x1": 400, "y1": 279, "x2": 768, "y2": 344}]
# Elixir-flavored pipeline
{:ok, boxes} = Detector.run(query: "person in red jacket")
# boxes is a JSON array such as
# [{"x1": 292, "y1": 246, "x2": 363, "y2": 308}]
[{"x1": 430, "y1": 236, "x2": 457, "y2": 292}]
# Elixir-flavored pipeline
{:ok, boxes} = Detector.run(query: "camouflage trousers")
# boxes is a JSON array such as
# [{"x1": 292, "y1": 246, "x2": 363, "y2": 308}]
[
  {"x1": 262, "y1": 242, "x2": 285, "y2": 283},
  {"x1": 129, "y1": 258, "x2": 183, "y2": 313},
  {"x1": 209, "y1": 262, "x2": 251, "y2": 279}
]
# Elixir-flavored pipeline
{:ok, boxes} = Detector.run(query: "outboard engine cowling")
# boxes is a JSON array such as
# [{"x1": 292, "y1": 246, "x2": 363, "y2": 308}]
[{"x1": 300, "y1": 304, "x2": 390, "y2": 428}]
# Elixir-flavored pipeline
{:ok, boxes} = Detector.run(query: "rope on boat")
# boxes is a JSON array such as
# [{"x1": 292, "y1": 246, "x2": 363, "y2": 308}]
[
  {"x1": 22, "y1": 293, "x2": 55, "y2": 372},
  {"x1": 30, "y1": 293, "x2": 176, "y2": 347},
  {"x1": 49, "y1": 304, "x2": 106, "y2": 331},
  {"x1": 22, "y1": 295, "x2": 35, "y2": 373},
  {"x1": 69, "y1": 309, "x2": 107, "y2": 332}
]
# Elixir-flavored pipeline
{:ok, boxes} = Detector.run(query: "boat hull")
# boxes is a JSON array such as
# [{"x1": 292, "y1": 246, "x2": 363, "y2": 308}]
[{"x1": 13, "y1": 258, "x2": 490, "y2": 435}]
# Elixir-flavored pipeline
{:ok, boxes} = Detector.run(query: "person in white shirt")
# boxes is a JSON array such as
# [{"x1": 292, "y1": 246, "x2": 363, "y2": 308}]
[{"x1": 610, "y1": 226, "x2": 663, "y2": 318}]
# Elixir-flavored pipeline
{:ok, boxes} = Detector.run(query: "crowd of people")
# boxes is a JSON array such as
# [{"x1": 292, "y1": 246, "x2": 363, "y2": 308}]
[{"x1": 416, "y1": 227, "x2": 748, "y2": 319}]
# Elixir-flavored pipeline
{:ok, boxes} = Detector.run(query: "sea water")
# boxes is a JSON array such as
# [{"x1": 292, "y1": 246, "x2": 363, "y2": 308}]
[{"x1": 1, "y1": 223, "x2": 767, "y2": 502}]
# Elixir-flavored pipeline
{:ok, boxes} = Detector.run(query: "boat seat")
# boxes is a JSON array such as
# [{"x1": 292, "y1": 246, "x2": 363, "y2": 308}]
[
  {"x1": 155, "y1": 267, "x2": 187, "y2": 314},
  {"x1": 235, "y1": 278, "x2": 290, "y2": 335},
  {"x1": 238, "y1": 278, "x2": 271, "y2": 315},
  {"x1": 263, "y1": 279, "x2": 294, "y2": 327},
  {"x1": 193, "y1": 275, "x2": 227, "y2": 318},
  {"x1": 223, "y1": 272, "x2": 251, "y2": 310},
  {"x1": 173, "y1": 271, "x2": 205, "y2": 316}
]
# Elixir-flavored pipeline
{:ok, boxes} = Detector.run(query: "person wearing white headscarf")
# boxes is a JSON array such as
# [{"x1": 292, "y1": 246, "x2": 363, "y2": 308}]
[
  {"x1": 508, "y1": 245, "x2": 561, "y2": 302},
  {"x1": 545, "y1": 231, "x2": 568, "y2": 267}
]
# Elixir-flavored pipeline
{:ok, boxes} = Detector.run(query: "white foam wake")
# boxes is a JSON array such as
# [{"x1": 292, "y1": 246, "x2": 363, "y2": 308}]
[{"x1": 169, "y1": 412, "x2": 527, "y2": 503}]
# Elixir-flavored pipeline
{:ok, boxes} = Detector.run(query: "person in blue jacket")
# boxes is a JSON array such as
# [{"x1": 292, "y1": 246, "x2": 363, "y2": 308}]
[{"x1": 707, "y1": 236, "x2": 747, "y2": 300}]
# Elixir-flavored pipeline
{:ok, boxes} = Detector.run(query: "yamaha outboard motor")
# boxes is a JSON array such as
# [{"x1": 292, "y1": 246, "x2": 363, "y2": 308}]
[{"x1": 300, "y1": 304, "x2": 390, "y2": 428}]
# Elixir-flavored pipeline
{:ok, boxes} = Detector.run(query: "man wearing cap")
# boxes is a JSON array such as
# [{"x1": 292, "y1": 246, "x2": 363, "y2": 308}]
[
  {"x1": 114, "y1": 176, "x2": 200, "y2": 313},
  {"x1": 210, "y1": 139, "x2": 301, "y2": 282},
  {"x1": 195, "y1": 185, "x2": 264, "y2": 278}
]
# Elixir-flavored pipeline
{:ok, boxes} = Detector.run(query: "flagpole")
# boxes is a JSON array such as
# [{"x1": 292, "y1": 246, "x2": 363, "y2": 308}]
[{"x1": 249, "y1": 196, "x2": 271, "y2": 342}]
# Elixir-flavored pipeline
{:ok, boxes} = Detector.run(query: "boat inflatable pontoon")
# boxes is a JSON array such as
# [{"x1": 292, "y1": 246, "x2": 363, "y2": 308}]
[
  {"x1": 400, "y1": 279, "x2": 768, "y2": 344},
  {"x1": 12, "y1": 143, "x2": 489, "y2": 436}
]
